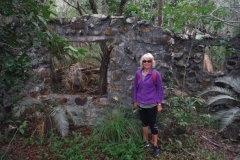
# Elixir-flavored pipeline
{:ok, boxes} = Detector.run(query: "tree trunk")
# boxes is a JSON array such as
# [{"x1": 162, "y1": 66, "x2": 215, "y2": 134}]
[
  {"x1": 158, "y1": 0, "x2": 163, "y2": 26},
  {"x1": 118, "y1": 0, "x2": 128, "y2": 15},
  {"x1": 77, "y1": 2, "x2": 83, "y2": 15},
  {"x1": 88, "y1": 0, "x2": 98, "y2": 14},
  {"x1": 98, "y1": 42, "x2": 113, "y2": 95},
  {"x1": 87, "y1": 0, "x2": 112, "y2": 95}
]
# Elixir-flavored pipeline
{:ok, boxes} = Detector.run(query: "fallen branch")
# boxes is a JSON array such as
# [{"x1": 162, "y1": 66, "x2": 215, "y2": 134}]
[
  {"x1": 201, "y1": 135, "x2": 239, "y2": 153},
  {"x1": 181, "y1": 148, "x2": 195, "y2": 156},
  {"x1": 201, "y1": 135, "x2": 222, "y2": 147},
  {"x1": 1, "y1": 128, "x2": 19, "y2": 160}
]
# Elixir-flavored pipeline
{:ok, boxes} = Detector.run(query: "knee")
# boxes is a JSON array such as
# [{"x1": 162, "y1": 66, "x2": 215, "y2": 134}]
[{"x1": 150, "y1": 123, "x2": 158, "y2": 134}]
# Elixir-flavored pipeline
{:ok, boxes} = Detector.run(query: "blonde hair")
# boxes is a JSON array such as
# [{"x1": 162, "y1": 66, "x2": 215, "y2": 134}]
[{"x1": 139, "y1": 53, "x2": 156, "y2": 68}]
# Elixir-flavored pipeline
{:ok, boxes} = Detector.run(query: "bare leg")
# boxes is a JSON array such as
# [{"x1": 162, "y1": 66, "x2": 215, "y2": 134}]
[
  {"x1": 152, "y1": 134, "x2": 159, "y2": 157},
  {"x1": 152, "y1": 134, "x2": 158, "y2": 146},
  {"x1": 142, "y1": 126, "x2": 149, "y2": 142}
]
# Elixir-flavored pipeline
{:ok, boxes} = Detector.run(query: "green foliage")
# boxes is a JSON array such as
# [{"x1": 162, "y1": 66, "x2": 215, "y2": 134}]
[
  {"x1": 93, "y1": 106, "x2": 142, "y2": 143},
  {"x1": 200, "y1": 150, "x2": 226, "y2": 160},
  {"x1": 123, "y1": 0, "x2": 158, "y2": 21},
  {"x1": 106, "y1": 0, "x2": 121, "y2": 14},
  {"x1": 159, "y1": 134, "x2": 197, "y2": 158},
  {"x1": 47, "y1": 131, "x2": 89, "y2": 159},
  {"x1": 162, "y1": 0, "x2": 240, "y2": 36},
  {"x1": 6, "y1": 119, "x2": 28, "y2": 135},
  {"x1": 198, "y1": 114, "x2": 213, "y2": 128},
  {"x1": 0, "y1": 0, "x2": 54, "y2": 90},
  {"x1": 42, "y1": 130, "x2": 145, "y2": 160},
  {"x1": 19, "y1": 120, "x2": 28, "y2": 134},
  {"x1": 90, "y1": 105, "x2": 144, "y2": 159},
  {"x1": 0, "y1": 0, "x2": 55, "y2": 48},
  {"x1": 96, "y1": 137, "x2": 145, "y2": 160},
  {"x1": 43, "y1": 128, "x2": 145, "y2": 160},
  {"x1": 0, "y1": 0, "x2": 86, "y2": 91},
  {"x1": 167, "y1": 96, "x2": 205, "y2": 127},
  {"x1": 163, "y1": 138, "x2": 182, "y2": 152},
  {"x1": 163, "y1": 0, "x2": 216, "y2": 33},
  {"x1": 233, "y1": 24, "x2": 240, "y2": 37},
  {"x1": 0, "y1": 54, "x2": 30, "y2": 91}
]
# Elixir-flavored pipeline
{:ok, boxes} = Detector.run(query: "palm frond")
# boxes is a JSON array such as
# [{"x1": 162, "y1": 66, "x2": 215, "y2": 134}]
[
  {"x1": 215, "y1": 76, "x2": 240, "y2": 94},
  {"x1": 51, "y1": 107, "x2": 69, "y2": 136},
  {"x1": 199, "y1": 86, "x2": 235, "y2": 97},
  {"x1": 205, "y1": 95, "x2": 240, "y2": 107},
  {"x1": 12, "y1": 105, "x2": 27, "y2": 117},
  {"x1": 13, "y1": 97, "x2": 42, "y2": 117},
  {"x1": 63, "y1": 105, "x2": 83, "y2": 126},
  {"x1": 214, "y1": 108, "x2": 240, "y2": 132},
  {"x1": 212, "y1": 110, "x2": 227, "y2": 120}
]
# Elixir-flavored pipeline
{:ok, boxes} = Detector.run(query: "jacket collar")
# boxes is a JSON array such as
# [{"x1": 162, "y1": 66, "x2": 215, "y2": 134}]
[{"x1": 140, "y1": 67, "x2": 153, "y2": 75}]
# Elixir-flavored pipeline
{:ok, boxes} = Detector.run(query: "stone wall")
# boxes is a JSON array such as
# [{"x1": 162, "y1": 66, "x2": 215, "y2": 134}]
[
  {"x1": 1, "y1": 14, "x2": 240, "y2": 125},
  {"x1": 51, "y1": 15, "x2": 173, "y2": 107},
  {"x1": 51, "y1": 14, "x2": 240, "y2": 106}
]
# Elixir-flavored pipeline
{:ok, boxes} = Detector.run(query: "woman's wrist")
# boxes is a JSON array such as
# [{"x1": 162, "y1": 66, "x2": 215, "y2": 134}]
[{"x1": 157, "y1": 103, "x2": 161, "y2": 106}]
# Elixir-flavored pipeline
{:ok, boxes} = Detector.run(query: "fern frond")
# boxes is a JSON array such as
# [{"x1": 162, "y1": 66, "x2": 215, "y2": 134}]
[
  {"x1": 64, "y1": 105, "x2": 83, "y2": 126},
  {"x1": 214, "y1": 108, "x2": 240, "y2": 132},
  {"x1": 215, "y1": 76, "x2": 240, "y2": 94},
  {"x1": 199, "y1": 86, "x2": 235, "y2": 97},
  {"x1": 51, "y1": 107, "x2": 69, "y2": 136},
  {"x1": 205, "y1": 95, "x2": 240, "y2": 107}
]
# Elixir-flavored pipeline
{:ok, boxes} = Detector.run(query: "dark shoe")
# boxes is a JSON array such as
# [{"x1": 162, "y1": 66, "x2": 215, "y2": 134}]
[
  {"x1": 152, "y1": 146, "x2": 159, "y2": 157},
  {"x1": 142, "y1": 142, "x2": 150, "y2": 149}
]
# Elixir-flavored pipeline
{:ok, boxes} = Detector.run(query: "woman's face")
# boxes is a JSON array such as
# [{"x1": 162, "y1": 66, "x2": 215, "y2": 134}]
[{"x1": 142, "y1": 59, "x2": 152, "y2": 69}]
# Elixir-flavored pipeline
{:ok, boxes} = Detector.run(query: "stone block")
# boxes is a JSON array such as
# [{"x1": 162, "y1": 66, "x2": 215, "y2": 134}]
[
  {"x1": 75, "y1": 97, "x2": 87, "y2": 106},
  {"x1": 112, "y1": 71, "x2": 123, "y2": 81},
  {"x1": 56, "y1": 98, "x2": 68, "y2": 104},
  {"x1": 37, "y1": 68, "x2": 47, "y2": 77},
  {"x1": 141, "y1": 28, "x2": 151, "y2": 32},
  {"x1": 120, "y1": 28, "x2": 128, "y2": 34},
  {"x1": 105, "y1": 29, "x2": 116, "y2": 36},
  {"x1": 40, "y1": 88, "x2": 49, "y2": 95},
  {"x1": 71, "y1": 21, "x2": 85, "y2": 30},
  {"x1": 30, "y1": 92, "x2": 38, "y2": 99}
]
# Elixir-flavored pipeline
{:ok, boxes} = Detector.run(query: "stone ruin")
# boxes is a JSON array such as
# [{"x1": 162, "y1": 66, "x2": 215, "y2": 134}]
[{"x1": 1, "y1": 14, "x2": 240, "y2": 125}]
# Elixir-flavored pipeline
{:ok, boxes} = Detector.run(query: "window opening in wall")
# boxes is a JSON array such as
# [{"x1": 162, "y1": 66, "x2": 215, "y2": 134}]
[{"x1": 52, "y1": 42, "x2": 101, "y2": 95}]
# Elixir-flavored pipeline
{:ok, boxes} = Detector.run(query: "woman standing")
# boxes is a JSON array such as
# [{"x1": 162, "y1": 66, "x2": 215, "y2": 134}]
[{"x1": 133, "y1": 53, "x2": 164, "y2": 158}]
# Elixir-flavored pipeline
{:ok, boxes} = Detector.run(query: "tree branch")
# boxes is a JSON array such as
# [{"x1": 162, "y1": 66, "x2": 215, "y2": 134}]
[
  {"x1": 208, "y1": 15, "x2": 240, "y2": 27},
  {"x1": 207, "y1": 6, "x2": 240, "y2": 27},
  {"x1": 62, "y1": 0, "x2": 87, "y2": 15}
]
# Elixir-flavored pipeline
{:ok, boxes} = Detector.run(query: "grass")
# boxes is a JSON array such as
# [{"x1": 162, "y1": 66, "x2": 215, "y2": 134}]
[{"x1": 92, "y1": 106, "x2": 142, "y2": 143}]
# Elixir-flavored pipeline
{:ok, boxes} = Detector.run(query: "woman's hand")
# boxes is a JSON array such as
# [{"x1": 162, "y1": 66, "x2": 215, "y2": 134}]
[
  {"x1": 133, "y1": 102, "x2": 138, "y2": 108},
  {"x1": 157, "y1": 104, "x2": 162, "y2": 112}
]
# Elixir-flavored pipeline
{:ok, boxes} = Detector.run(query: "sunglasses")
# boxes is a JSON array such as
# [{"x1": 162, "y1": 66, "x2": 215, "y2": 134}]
[{"x1": 142, "y1": 60, "x2": 152, "y2": 63}]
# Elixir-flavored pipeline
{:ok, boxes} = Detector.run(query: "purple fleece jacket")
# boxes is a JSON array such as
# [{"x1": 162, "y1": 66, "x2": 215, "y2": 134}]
[{"x1": 134, "y1": 68, "x2": 164, "y2": 104}]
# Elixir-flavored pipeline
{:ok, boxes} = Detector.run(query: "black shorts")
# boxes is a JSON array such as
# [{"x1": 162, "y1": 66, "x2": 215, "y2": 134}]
[{"x1": 138, "y1": 106, "x2": 158, "y2": 134}]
